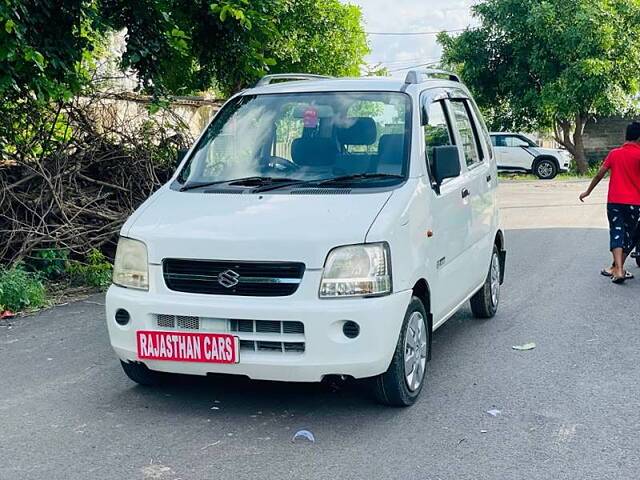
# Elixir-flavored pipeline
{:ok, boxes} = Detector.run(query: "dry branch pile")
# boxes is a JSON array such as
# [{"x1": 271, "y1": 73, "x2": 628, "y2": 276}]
[{"x1": 0, "y1": 95, "x2": 192, "y2": 264}]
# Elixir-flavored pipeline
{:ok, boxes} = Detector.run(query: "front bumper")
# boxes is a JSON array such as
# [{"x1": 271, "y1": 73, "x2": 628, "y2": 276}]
[{"x1": 106, "y1": 269, "x2": 412, "y2": 382}]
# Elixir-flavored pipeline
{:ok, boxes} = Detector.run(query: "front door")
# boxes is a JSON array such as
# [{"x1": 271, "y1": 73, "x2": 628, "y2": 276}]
[{"x1": 498, "y1": 134, "x2": 535, "y2": 170}]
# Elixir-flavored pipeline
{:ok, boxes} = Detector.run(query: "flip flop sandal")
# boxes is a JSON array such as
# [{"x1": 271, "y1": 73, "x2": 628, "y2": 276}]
[
  {"x1": 601, "y1": 269, "x2": 634, "y2": 279},
  {"x1": 612, "y1": 275, "x2": 627, "y2": 284}
]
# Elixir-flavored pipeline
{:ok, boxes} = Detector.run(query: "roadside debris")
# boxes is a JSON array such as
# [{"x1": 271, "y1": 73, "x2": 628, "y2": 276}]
[
  {"x1": 480, "y1": 430, "x2": 488, "y2": 434},
  {"x1": 1, "y1": 310, "x2": 14, "y2": 320},
  {"x1": 512, "y1": 342, "x2": 536, "y2": 351},
  {"x1": 201, "y1": 441, "x2": 221, "y2": 450},
  {"x1": 292, "y1": 430, "x2": 315, "y2": 443},
  {"x1": 486, "y1": 409, "x2": 501, "y2": 417}
]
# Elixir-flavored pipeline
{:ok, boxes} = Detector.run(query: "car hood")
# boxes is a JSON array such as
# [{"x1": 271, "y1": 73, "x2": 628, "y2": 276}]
[{"x1": 123, "y1": 187, "x2": 393, "y2": 268}]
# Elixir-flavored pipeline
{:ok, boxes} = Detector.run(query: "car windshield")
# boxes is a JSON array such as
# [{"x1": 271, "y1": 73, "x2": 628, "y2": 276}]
[{"x1": 177, "y1": 91, "x2": 411, "y2": 189}]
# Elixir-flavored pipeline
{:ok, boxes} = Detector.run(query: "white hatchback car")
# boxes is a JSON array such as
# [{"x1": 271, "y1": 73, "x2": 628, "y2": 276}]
[
  {"x1": 490, "y1": 132, "x2": 571, "y2": 179},
  {"x1": 106, "y1": 70, "x2": 506, "y2": 406}
]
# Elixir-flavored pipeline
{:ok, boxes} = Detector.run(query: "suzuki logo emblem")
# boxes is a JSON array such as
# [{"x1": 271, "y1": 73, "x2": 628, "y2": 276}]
[{"x1": 218, "y1": 269, "x2": 240, "y2": 288}]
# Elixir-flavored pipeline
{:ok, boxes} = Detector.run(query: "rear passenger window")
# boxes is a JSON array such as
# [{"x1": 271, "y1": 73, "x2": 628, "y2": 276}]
[
  {"x1": 424, "y1": 101, "x2": 454, "y2": 176},
  {"x1": 450, "y1": 100, "x2": 482, "y2": 167}
]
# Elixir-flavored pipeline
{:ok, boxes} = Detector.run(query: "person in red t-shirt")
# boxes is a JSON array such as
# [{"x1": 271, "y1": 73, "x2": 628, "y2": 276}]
[{"x1": 580, "y1": 121, "x2": 640, "y2": 284}]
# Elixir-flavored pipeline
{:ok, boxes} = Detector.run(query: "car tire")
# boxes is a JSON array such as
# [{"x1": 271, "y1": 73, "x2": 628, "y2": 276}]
[
  {"x1": 470, "y1": 246, "x2": 501, "y2": 319},
  {"x1": 120, "y1": 360, "x2": 164, "y2": 386},
  {"x1": 534, "y1": 158, "x2": 558, "y2": 180},
  {"x1": 372, "y1": 297, "x2": 430, "y2": 407}
]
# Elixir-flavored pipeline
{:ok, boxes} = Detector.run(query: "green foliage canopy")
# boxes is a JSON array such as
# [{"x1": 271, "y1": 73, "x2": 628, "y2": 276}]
[
  {"x1": 1, "y1": 0, "x2": 369, "y2": 100},
  {"x1": 439, "y1": 0, "x2": 640, "y2": 171}
]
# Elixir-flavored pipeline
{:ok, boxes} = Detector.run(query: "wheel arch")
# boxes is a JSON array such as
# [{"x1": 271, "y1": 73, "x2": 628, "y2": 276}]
[
  {"x1": 412, "y1": 279, "x2": 432, "y2": 361},
  {"x1": 533, "y1": 154, "x2": 560, "y2": 171}
]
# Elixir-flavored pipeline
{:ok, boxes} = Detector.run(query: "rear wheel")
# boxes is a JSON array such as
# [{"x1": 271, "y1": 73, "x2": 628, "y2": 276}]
[
  {"x1": 120, "y1": 360, "x2": 164, "y2": 386},
  {"x1": 534, "y1": 158, "x2": 558, "y2": 179},
  {"x1": 372, "y1": 297, "x2": 429, "y2": 406},
  {"x1": 470, "y1": 246, "x2": 501, "y2": 319}
]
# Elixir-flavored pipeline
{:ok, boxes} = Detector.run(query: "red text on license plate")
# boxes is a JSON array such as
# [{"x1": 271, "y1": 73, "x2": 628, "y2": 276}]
[{"x1": 136, "y1": 331, "x2": 239, "y2": 364}]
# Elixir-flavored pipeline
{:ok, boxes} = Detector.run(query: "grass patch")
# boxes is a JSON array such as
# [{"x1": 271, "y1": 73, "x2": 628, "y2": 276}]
[
  {"x1": 1, "y1": 249, "x2": 113, "y2": 314},
  {"x1": 498, "y1": 172, "x2": 594, "y2": 182},
  {"x1": 65, "y1": 249, "x2": 112, "y2": 289},
  {"x1": 0, "y1": 267, "x2": 47, "y2": 312}
]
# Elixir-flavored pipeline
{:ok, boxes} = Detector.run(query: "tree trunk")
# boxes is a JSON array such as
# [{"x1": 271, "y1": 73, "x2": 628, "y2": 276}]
[
  {"x1": 553, "y1": 114, "x2": 590, "y2": 175},
  {"x1": 572, "y1": 113, "x2": 589, "y2": 174},
  {"x1": 573, "y1": 130, "x2": 588, "y2": 174}
]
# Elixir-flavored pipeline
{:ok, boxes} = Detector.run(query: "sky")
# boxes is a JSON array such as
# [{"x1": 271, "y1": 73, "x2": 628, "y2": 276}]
[{"x1": 348, "y1": 0, "x2": 478, "y2": 76}]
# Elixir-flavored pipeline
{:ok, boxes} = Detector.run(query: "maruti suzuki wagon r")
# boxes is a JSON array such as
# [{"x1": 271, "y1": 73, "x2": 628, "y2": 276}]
[{"x1": 106, "y1": 70, "x2": 506, "y2": 406}]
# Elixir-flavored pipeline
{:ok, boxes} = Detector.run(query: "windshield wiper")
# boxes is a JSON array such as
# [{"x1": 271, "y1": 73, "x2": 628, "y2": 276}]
[
  {"x1": 253, "y1": 173, "x2": 405, "y2": 192},
  {"x1": 180, "y1": 176, "x2": 298, "y2": 192},
  {"x1": 316, "y1": 173, "x2": 405, "y2": 185}
]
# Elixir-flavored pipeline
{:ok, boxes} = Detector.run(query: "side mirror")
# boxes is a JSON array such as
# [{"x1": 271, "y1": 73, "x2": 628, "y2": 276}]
[
  {"x1": 432, "y1": 145, "x2": 461, "y2": 185},
  {"x1": 176, "y1": 148, "x2": 189, "y2": 166}
]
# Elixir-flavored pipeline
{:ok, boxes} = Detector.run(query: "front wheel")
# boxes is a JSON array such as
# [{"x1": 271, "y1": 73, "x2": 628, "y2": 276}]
[
  {"x1": 534, "y1": 158, "x2": 558, "y2": 180},
  {"x1": 120, "y1": 360, "x2": 164, "y2": 386},
  {"x1": 372, "y1": 297, "x2": 430, "y2": 407},
  {"x1": 470, "y1": 246, "x2": 501, "y2": 319}
]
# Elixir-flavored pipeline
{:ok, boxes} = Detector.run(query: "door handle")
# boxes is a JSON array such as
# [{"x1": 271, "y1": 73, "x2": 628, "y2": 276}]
[
  {"x1": 461, "y1": 188, "x2": 471, "y2": 199},
  {"x1": 486, "y1": 174, "x2": 492, "y2": 182}
]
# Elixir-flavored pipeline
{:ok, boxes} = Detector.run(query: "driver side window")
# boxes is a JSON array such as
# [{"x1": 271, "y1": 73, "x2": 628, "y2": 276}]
[{"x1": 424, "y1": 100, "x2": 455, "y2": 180}]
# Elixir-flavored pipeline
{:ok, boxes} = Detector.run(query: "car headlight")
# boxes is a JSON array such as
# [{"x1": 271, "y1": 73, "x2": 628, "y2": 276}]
[
  {"x1": 319, "y1": 243, "x2": 391, "y2": 298},
  {"x1": 113, "y1": 237, "x2": 149, "y2": 290}
]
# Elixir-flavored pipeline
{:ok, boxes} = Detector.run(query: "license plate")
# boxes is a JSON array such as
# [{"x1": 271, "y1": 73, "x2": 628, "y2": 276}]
[{"x1": 136, "y1": 331, "x2": 239, "y2": 364}]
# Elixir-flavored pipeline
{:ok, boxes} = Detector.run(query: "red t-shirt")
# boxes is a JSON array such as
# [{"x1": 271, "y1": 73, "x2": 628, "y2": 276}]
[{"x1": 603, "y1": 142, "x2": 640, "y2": 205}]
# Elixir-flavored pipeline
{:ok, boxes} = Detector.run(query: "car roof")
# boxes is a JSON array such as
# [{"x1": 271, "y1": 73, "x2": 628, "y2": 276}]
[{"x1": 242, "y1": 76, "x2": 465, "y2": 96}]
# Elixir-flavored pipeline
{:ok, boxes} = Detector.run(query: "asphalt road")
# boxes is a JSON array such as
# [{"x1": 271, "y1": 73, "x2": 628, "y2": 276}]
[{"x1": 3, "y1": 184, "x2": 640, "y2": 480}]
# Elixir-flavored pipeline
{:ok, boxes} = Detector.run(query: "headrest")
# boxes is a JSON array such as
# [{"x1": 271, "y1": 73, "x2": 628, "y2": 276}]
[
  {"x1": 378, "y1": 134, "x2": 404, "y2": 158},
  {"x1": 337, "y1": 117, "x2": 377, "y2": 146},
  {"x1": 291, "y1": 137, "x2": 337, "y2": 166}
]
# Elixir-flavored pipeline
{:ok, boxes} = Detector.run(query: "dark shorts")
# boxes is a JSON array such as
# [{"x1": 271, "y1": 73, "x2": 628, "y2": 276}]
[{"x1": 607, "y1": 203, "x2": 640, "y2": 253}]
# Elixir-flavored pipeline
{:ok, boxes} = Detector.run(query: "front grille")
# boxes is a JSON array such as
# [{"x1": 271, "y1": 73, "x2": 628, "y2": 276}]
[
  {"x1": 229, "y1": 319, "x2": 304, "y2": 335},
  {"x1": 239, "y1": 340, "x2": 306, "y2": 354},
  {"x1": 163, "y1": 259, "x2": 305, "y2": 297},
  {"x1": 155, "y1": 315, "x2": 305, "y2": 354},
  {"x1": 155, "y1": 314, "x2": 199, "y2": 330}
]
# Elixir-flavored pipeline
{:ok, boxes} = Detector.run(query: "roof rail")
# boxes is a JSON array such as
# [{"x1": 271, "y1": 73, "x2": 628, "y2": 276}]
[
  {"x1": 255, "y1": 73, "x2": 333, "y2": 87},
  {"x1": 404, "y1": 69, "x2": 460, "y2": 84}
]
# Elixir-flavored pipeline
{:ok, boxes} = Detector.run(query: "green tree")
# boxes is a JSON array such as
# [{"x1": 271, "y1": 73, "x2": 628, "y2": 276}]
[
  {"x1": 439, "y1": 0, "x2": 640, "y2": 173},
  {"x1": 1, "y1": 0, "x2": 368, "y2": 101},
  {"x1": 0, "y1": 0, "x2": 101, "y2": 100},
  {"x1": 101, "y1": 0, "x2": 369, "y2": 96}
]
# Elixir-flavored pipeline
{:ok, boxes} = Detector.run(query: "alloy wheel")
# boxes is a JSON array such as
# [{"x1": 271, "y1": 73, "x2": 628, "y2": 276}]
[{"x1": 403, "y1": 311, "x2": 427, "y2": 392}]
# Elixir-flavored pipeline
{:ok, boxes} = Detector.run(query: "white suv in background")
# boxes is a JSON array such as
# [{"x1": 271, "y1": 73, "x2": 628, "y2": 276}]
[
  {"x1": 106, "y1": 70, "x2": 506, "y2": 406},
  {"x1": 490, "y1": 132, "x2": 571, "y2": 179}
]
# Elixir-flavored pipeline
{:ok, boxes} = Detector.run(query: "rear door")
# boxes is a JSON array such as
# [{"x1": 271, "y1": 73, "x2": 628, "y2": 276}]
[
  {"x1": 491, "y1": 135, "x2": 509, "y2": 168},
  {"x1": 447, "y1": 96, "x2": 494, "y2": 289}
]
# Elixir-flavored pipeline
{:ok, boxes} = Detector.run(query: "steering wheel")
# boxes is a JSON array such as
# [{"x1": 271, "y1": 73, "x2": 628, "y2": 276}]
[{"x1": 264, "y1": 155, "x2": 300, "y2": 173}]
